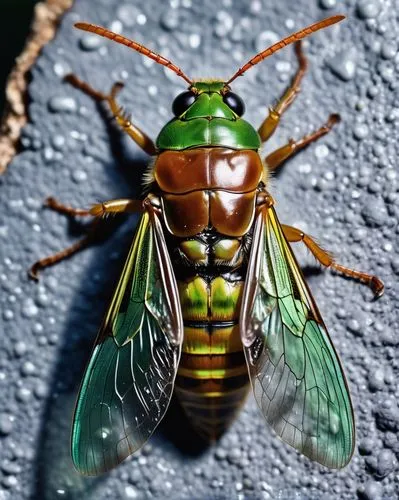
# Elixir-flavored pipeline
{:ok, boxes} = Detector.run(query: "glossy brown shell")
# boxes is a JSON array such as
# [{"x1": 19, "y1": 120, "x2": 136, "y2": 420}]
[{"x1": 154, "y1": 148, "x2": 263, "y2": 237}]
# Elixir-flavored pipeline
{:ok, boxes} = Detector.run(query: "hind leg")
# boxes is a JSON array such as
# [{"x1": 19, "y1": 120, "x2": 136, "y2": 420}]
[{"x1": 282, "y1": 224, "x2": 384, "y2": 298}]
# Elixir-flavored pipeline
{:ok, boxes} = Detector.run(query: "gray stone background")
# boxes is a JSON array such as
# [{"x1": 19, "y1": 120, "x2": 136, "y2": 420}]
[{"x1": 0, "y1": 0, "x2": 398, "y2": 498}]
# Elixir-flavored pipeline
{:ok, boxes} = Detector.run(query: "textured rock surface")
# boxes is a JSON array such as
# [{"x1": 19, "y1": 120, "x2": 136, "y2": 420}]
[{"x1": 0, "y1": 0, "x2": 398, "y2": 499}]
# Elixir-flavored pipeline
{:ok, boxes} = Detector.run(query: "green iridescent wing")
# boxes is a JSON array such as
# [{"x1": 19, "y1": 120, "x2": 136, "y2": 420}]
[
  {"x1": 240, "y1": 206, "x2": 355, "y2": 468},
  {"x1": 71, "y1": 211, "x2": 183, "y2": 475}
]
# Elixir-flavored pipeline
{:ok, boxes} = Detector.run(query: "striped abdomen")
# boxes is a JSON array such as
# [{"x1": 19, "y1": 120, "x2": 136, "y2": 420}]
[{"x1": 173, "y1": 234, "x2": 250, "y2": 440}]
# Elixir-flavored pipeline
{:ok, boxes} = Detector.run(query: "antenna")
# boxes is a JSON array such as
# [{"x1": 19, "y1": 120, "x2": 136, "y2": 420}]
[
  {"x1": 75, "y1": 22, "x2": 193, "y2": 85},
  {"x1": 226, "y1": 15, "x2": 345, "y2": 84}
]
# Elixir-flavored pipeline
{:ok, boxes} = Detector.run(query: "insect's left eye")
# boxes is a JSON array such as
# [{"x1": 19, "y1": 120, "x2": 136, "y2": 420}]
[
  {"x1": 223, "y1": 91, "x2": 245, "y2": 116},
  {"x1": 172, "y1": 91, "x2": 196, "y2": 116}
]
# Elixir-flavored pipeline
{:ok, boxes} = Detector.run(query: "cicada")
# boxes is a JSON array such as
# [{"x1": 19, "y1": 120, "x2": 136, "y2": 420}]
[{"x1": 30, "y1": 15, "x2": 384, "y2": 475}]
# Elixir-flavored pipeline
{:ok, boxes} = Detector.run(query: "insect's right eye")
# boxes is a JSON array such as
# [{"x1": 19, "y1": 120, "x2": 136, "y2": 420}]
[{"x1": 172, "y1": 91, "x2": 196, "y2": 116}]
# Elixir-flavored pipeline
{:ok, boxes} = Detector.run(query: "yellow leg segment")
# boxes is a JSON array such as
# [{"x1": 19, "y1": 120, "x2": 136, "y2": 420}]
[{"x1": 65, "y1": 74, "x2": 156, "y2": 155}]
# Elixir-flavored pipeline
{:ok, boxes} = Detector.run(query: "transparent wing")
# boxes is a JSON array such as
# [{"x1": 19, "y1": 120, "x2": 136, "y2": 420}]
[
  {"x1": 240, "y1": 205, "x2": 355, "y2": 468},
  {"x1": 71, "y1": 211, "x2": 183, "y2": 475}
]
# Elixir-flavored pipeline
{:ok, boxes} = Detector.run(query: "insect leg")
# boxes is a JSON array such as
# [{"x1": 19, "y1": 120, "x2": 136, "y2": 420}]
[
  {"x1": 65, "y1": 74, "x2": 156, "y2": 155},
  {"x1": 29, "y1": 219, "x2": 101, "y2": 280},
  {"x1": 29, "y1": 198, "x2": 143, "y2": 280},
  {"x1": 258, "y1": 41, "x2": 307, "y2": 142},
  {"x1": 90, "y1": 199, "x2": 144, "y2": 217},
  {"x1": 44, "y1": 196, "x2": 91, "y2": 217},
  {"x1": 265, "y1": 114, "x2": 340, "y2": 171},
  {"x1": 282, "y1": 224, "x2": 384, "y2": 297}
]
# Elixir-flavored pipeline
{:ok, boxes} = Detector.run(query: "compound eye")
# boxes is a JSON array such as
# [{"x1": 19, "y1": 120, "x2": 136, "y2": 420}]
[
  {"x1": 223, "y1": 91, "x2": 245, "y2": 116},
  {"x1": 172, "y1": 91, "x2": 196, "y2": 116}
]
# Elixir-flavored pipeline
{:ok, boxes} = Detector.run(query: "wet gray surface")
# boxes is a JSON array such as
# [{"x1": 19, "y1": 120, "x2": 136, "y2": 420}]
[{"x1": 0, "y1": 0, "x2": 398, "y2": 499}]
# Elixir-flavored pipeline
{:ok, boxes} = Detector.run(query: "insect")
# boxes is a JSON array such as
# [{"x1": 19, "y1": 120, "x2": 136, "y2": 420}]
[{"x1": 30, "y1": 15, "x2": 384, "y2": 475}]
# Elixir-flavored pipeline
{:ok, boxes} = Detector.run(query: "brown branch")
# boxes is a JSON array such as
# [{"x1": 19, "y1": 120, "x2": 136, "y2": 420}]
[{"x1": 0, "y1": 0, "x2": 74, "y2": 174}]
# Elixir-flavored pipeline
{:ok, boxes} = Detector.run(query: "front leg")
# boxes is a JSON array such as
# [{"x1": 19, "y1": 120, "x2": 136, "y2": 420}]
[
  {"x1": 258, "y1": 41, "x2": 307, "y2": 142},
  {"x1": 65, "y1": 74, "x2": 156, "y2": 156},
  {"x1": 265, "y1": 114, "x2": 340, "y2": 172}
]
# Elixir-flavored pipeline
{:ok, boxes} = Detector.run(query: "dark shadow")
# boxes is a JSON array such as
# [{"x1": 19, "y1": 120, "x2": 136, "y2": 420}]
[
  {"x1": 158, "y1": 395, "x2": 212, "y2": 457},
  {"x1": 0, "y1": 0, "x2": 39, "y2": 113},
  {"x1": 301, "y1": 264, "x2": 324, "y2": 279}
]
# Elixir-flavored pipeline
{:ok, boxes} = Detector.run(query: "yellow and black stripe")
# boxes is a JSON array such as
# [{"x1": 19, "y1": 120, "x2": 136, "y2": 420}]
[{"x1": 175, "y1": 269, "x2": 250, "y2": 440}]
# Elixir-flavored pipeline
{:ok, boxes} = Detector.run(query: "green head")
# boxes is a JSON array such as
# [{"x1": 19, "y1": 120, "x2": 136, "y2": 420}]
[{"x1": 156, "y1": 80, "x2": 260, "y2": 151}]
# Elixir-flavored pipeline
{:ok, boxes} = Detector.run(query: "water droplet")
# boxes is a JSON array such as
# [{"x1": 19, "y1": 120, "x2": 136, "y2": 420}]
[
  {"x1": 315, "y1": 144, "x2": 329, "y2": 160},
  {"x1": 0, "y1": 413, "x2": 15, "y2": 435},
  {"x1": 16, "y1": 386, "x2": 32, "y2": 403},
  {"x1": 275, "y1": 60, "x2": 291, "y2": 73},
  {"x1": 116, "y1": 5, "x2": 140, "y2": 27},
  {"x1": 79, "y1": 35, "x2": 103, "y2": 51},
  {"x1": 250, "y1": 0, "x2": 262, "y2": 14},
  {"x1": 70, "y1": 130, "x2": 87, "y2": 141},
  {"x1": 148, "y1": 85, "x2": 158, "y2": 96},
  {"x1": 361, "y1": 196, "x2": 388, "y2": 227},
  {"x1": 328, "y1": 50, "x2": 357, "y2": 81},
  {"x1": 33, "y1": 323, "x2": 43, "y2": 334},
  {"x1": 319, "y1": 0, "x2": 336, "y2": 9},
  {"x1": 95, "y1": 427, "x2": 111, "y2": 441},
  {"x1": 48, "y1": 96, "x2": 78, "y2": 114},
  {"x1": 285, "y1": 19, "x2": 295, "y2": 30},
  {"x1": 125, "y1": 485, "x2": 138, "y2": 498},
  {"x1": 357, "y1": 0, "x2": 382, "y2": 19},
  {"x1": 52, "y1": 135, "x2": 66, "y2": 151},
  {"x1": 21, "y1": 361, "x2": 36, "y2": 377},
  {"x1": 72, "y1": 169, "x2": 88, "y2": 183},
  {"x1": 189, "y1": 33, "x2": 201, "y2": 49},
  {"x1": 2, "y1": 475, "x2": 18, "y2": 489},
  {"x1": 53, "y1": 62, "x2": 71, "y2": 77},
  {"x1": 2, "y1": 460, "x2": 21, "y2": 475},
  {"x1": 161, "y1": 9, "x2": 180, "y2": 31},
  {"x1": 137, "y1": 14, "x2": 147, "y2": 25},
  {"x1": 22, "y1": 299, "x2": 39, "y2": 318},
  {"x1": 368, "y1": 368, "x2": 385, "y2": 392},
  {"x1": 14, "y1": 341, "x2": 27, "y2": 357},
  {"x1": 347, "y1": 318, "x2": 362, "y2": 335},
  {"x1": 43, "y1": 147, "x2": 55, "y2": 163},
  {"x1": 377, "y1": 61, "x2": 394, "y2": 83},
  {"x1": 109, "y1": 20, "x2": 123, "y2": 34},
  {"x1": 236, "y1": 482, "x2": 243, "y2": 492},
  {"x1": 34, "y1": 381, "x2": 48, "y2": 399},
  {"x1": 358, "y1": 480, "x2": 383, "y2": 500},
  {"x1": 353, "y1": 123, "x2": 369, "y2": 140},
  {"x1": 213, "y1": 11, "x2": 234, "y2": 38},
  {"x1": 215, "y1": 447, "x2": 227, "y2": 460},
  {"x1": 3, "y1": 310, "x2": 13, "y2": 321},
  {"x1": 381, "y1": 41, "x2": 397, "y2": 60},
  {"x1": 298, "y1": 163, "x2": 312, "y2": 174}
]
